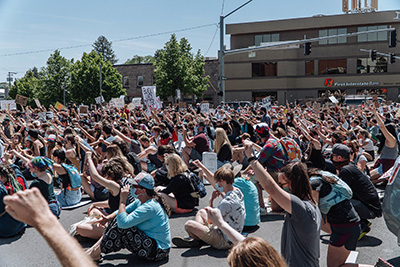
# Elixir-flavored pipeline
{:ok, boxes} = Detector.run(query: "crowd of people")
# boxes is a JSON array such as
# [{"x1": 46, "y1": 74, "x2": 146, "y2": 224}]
[{"x1": 0, "y1": 99, "x2": 398, "y2": 267}]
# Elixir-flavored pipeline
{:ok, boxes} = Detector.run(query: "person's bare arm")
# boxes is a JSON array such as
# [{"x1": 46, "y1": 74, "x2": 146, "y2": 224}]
[
  {"x1": 373, "y1": 106, "x2": 397, "y2": 148},
  {"x1": 4, "y1": 188, "x2": 96, "y2": 267},
  {"x1": 112, "y1": 127, "x2": 131, "y2": 144},
  {"x1": 205, "y1": 207, "x2": 244, "y2": 245}
]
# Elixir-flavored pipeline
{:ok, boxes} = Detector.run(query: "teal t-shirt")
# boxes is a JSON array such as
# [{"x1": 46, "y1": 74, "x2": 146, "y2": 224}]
[
  {"x1": 233, "y1": 177, "x2": 260, "y2": 226},
  {"x1": 116, "y1": 199, "x2": 171, "y2": 250}
]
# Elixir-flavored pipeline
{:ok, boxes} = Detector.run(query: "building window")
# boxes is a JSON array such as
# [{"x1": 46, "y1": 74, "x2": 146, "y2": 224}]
[
  {"x1": 254, "y1": 33, "x2": 280, "y2": 46},
  {"x1": 319, "y1": 28, "x2": 347, "y2": 45},
  {"x1": 137, "y1": 76, "x2": 143, "y2": 86},
  {"x1": 318, "y1": 59, "x2": 347, "y2": 75},
  {"x1": 252, "y1": 62, "x2": 277, "y2": 77},
  {"x1": 358, "y1": 25, "x2": 387, "y2": 42},
  {"x1": 305, "y1": 60, "x2": 315, "y2": 75},
  {"x1": 123, "y1": 76, "x2": 129, "y2": 88},
  {"x1": 357, "y1": 57, "x2": 388, "y2": 74}
]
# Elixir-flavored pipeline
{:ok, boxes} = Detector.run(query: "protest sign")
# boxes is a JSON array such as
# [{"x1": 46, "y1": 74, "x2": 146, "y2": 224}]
[
  {"x1": 127, "y1": 103, "x2": 135, "y2": 110},
  {"x1": 142, "y1": 86, "x2": 157, "y2": 106},
  {"x1": 95, "y1": 96, "x2": 105, "y2": 104},
  {"x1": 15, "y1": 94, "x2": 28, "y2": 106},
  {"x1": 34, "y1": 99, "x2": 41, "y2": 108},
  {"x1": 79, "y1": 105, "x2": 89, "y2": 115},
  {"x1": 201, "y1": 103, "x2": 210, "y2": 113},
  {"x1": 111, "y1": 98, "x2": 125, "y2": 109},
  {"x1": 202, "y1": 152, "x2": 217, "y2": 175},
  {"x1": 54, "y1": 102, "x2": 65, "y2": 111},
  {"x1": 0, "y1": 100, "x2": 16, "y2": 111},
  {"x1": 262, "y1": 97, "x2": 271, "y2": 110},
  {"x1": 131, "y1": 97, "x2": 142, "y2": 107},
  {"x1": 119, "y1": 95, "x2": 125, "y2": 99},
  {"x1": 329, "y1": 96, "x2": 339, "y2": 104}
]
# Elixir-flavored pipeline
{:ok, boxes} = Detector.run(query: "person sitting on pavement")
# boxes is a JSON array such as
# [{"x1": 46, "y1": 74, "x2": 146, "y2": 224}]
[
  {"x1": 172, "y1": 166, "x2": 245, "y2": 250},
  {"x1": 181, "y1": 122, "x2": 210, "y2": 168},
  {"x1": 330, "y1": 143, "x2": 382, "y2": 240},
  {"x1": 244, "y1": 139, "x2": 321, "y2": 267},
  {"x1": 193, "y1": 159, "x2": 260, "y2": 232},
  {"x1": 86, "y1": 173, "x2": 171, "y2": 262},
  {"x1": 155, "y1": 154, "x2": 197, "y2": 214},
  {"x1": 75, "y1": 152, "x2": 134, "y2": 240},
  {"x1": 245, "y1": 123, "x2": 289, "y2": 214},
  {"x1": 52, "y1": 149, "x2": 82, "y2": 208},
  {"x1": 214, "y1": 127, "x2": 233, "y2": 168},
  {"x1": 0, "y1": 163, "x2": 27, "y2": 237}
]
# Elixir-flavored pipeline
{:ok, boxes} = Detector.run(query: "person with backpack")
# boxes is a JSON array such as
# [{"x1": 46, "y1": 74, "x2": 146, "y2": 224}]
[
  {"x1": 156, "y1": 154, "x2": 197, "y2": 214},
  {"x1": 330, "y1": 143, "x2": 382, "y2": 240},
  {"x1": 52, "y1": 149, "x2": 82, "y2": 207},
  {"x1": 309, "y1": 169, "x2": 361, "y2": 267}
]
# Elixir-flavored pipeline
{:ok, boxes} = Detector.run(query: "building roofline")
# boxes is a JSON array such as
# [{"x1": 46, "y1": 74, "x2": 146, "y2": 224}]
[{"x1": 226, "y1": 9, "x2": 400, "y2": 35}]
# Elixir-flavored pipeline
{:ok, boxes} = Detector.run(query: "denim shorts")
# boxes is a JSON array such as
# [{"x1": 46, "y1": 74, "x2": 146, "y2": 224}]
[{"x1": 57, "y1": 189, "x2": 82, "y2": 207}]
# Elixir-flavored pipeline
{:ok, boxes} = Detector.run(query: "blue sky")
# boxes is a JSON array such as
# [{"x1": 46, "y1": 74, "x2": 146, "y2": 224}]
[{"x1": 0, "y1": 0, "x2": 399, "y2": 82}]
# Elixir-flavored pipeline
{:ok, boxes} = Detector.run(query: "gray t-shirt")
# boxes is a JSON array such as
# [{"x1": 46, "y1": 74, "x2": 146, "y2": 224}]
[
  {"x1": 218, "y1": 188, "x2": 246, "y2": 242},
  {"x1": 281, "y1": 194, "x2": 321, "y2": 267}
]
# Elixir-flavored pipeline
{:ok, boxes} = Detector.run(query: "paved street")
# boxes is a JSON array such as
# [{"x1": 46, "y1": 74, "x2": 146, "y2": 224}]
[{"x1": 0, "y1": 185, "x2": 399, "y2": 267}]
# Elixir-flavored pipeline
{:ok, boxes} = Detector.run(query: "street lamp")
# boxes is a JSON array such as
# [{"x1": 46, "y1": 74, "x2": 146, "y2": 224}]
[{"x1": 219, "y1": 0, "x2": 252, "y2": 103}]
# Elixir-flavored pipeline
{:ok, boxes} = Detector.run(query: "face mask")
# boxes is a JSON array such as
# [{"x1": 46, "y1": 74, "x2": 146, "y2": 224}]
[
  {"x1": 273, "y1": 119, "x2": 278, "y2": 124},
  {"x1": 151, "y1": 132, "x2": 156, "y2": 137},
  {"x1": 331, "y1": 158, "x2": 349, "y2": 169},
  {"x1": 216, "y1": 183, "x2": 224, "y2": 193},
  {"x1": 130, "y1": 187, "x2": 138, "y2": 198}
]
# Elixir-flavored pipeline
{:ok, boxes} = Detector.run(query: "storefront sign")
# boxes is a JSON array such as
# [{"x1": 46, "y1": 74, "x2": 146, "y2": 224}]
[{"x1": 324, "y1": 78, "x2": 380, "y2": 87}]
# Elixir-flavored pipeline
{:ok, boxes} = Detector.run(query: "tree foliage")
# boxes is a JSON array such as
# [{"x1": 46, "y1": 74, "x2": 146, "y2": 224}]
[
  {"x1": 92, "y1": 35, "x2": 118, "y2": 64},
  {"x1": 154, "y1": 34, "x2": 209, "y2": 100},
  {"x1": 125, "y1": 55, "x2": 155, "y2": 64},
  {"x1": 69, "y1": 51, "x2": 125, "y2": 104},
  {"x1": 38, "y1": 50, "x2": 73, "y2": 107},
  {"x1": 9, "y1": 69, "x2": 40, "y2": 106}
]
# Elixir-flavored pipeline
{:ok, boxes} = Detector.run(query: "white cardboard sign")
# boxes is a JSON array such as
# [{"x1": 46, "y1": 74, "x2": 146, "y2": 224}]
[{"x1": 142, "y1": 86, "x2": 157, "y2": 106}]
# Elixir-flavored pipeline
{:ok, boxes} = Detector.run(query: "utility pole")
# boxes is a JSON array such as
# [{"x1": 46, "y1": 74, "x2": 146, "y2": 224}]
[
  {"x1": 220, "y1": 0, "x2": 252, "y2": 103},
  {"x1": 6, "y1": 72, "x2": 17, "y2": 99}
]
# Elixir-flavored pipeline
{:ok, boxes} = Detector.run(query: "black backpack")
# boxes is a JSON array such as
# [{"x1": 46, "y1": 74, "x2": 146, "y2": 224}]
[
  {"x1": 184, "y1": 171, "x2": 207, "y2": 199},
  {"x1": 127, "y1": 152, "x2": 142, "y2": 175}
]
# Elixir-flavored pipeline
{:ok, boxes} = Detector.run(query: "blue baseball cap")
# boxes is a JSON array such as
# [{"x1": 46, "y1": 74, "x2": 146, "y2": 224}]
[{"x1": 128, "y1": 173, "x2": 154, "y2": 190}]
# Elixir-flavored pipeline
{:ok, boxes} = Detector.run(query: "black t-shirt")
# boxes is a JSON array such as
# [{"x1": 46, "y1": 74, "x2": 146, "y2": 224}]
[
  {"x1": 310, "y1": 178, "x2": 359, "y2": 224},
  {"x1": 217, "y1": 143, "x2": 232, "y2": 162},
  {"x1": 161, "y1": 172, "x2": 196, "y2": 210},
  {"x1": 339, "y1": 163, "x2": 382, "y2": 217}
]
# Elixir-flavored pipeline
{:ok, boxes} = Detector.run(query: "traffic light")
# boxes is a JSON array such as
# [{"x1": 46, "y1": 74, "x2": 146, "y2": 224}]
[
  {"x1": 389, "y1": 30, "x2": 397, "y2": 48},
  {"x1": 217, "y1": 91, "x2": 223, "y2": 96},
  {"x1": 370, "y1": 49, "x2": 377, "y2": 61},
  {"x1": 304, "y1": 42, "x2": 312, "y2": 55},
  {"x1": 389, "y1": 53, "x2": 396, "y2": 64}
]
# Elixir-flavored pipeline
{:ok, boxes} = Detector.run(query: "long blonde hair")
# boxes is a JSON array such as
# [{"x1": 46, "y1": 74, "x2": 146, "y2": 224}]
[
  {"x1": 214, "y1": 128, "x2": 232, "y2": 155},
  {"x1": 165, "y1": 154, "x2": 187, "y2": 178}
]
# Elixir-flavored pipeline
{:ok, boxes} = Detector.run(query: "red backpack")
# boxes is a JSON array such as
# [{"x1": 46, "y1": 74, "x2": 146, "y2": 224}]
[{"x1": 279, "y1": 137, "x2": 301, "y2": 163}]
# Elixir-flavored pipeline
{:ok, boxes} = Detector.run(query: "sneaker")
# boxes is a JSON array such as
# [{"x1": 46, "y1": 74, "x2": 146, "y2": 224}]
[
  {"x1": 375, "y1": 257, "x2": 394, "y2": 267},
  {"x1": 260, "y1": 207, "x2": 268, "y2": 216},
  {"x1": 172, "y1": 236, "x2": 206, "y2": 248},
  {"x1": 358, "y1": 225, "x2": 371, "y2": 240}
]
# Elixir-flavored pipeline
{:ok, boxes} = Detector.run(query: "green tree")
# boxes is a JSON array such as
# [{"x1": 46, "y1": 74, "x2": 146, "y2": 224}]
[
  {"x1": 37, "y1": 50, "x2": 73, "y2": 107},
  {"x1": 125, "y1": 55, "x2": 155, "y2": 64},
  {"x1": 70, "y1": 51, "x2": 124, "y2": 104},
  {"x1": 154, "y1": 34, "x2": 209, "y2": 100},
  {"x1": 92, "y1": 35, "x2": 118, "y2": 64},
  {"x1": 9, "y1": 69, "x2": 40, "y2": 106}
]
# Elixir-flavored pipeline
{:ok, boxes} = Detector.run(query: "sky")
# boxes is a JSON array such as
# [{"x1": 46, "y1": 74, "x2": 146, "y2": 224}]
[{"x1": 0, "y1": 0, "x2": 399, "y2": 82}]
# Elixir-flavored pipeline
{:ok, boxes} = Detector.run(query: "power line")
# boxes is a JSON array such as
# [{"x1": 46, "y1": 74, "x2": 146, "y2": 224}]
[
  {"x1": 205, "y1": 24, "x2": 219, "y2": 56},
  {"x1": 221, "y1": 0, "x2": 226, "y2": 15},
  {"x1": 0, "y1": 23, "x2": 218, "y2": 58}
]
